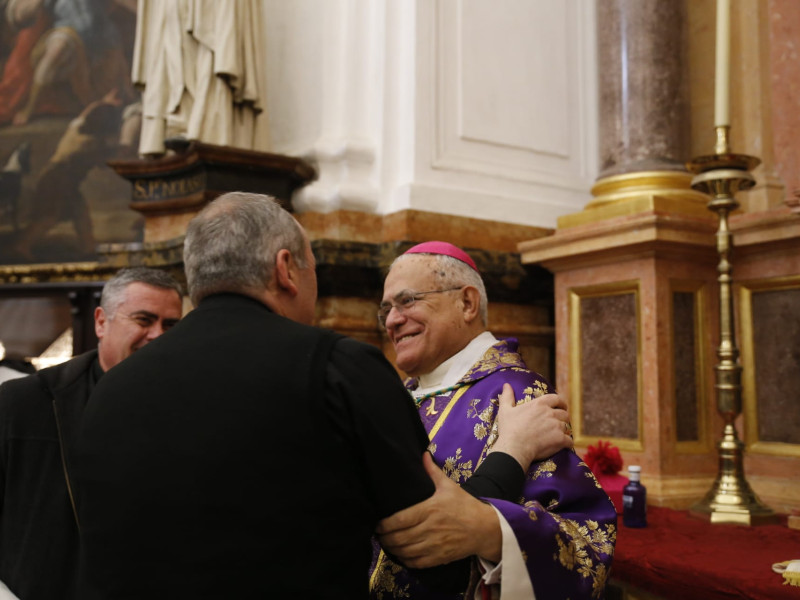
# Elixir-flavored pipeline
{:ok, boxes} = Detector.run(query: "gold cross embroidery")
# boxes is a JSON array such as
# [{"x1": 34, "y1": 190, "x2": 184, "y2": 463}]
[{"x1": 426, "y1": 397, "x2": 438, "y2": 416}]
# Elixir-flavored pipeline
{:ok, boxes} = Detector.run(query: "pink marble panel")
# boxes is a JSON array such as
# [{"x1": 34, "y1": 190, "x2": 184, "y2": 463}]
[
  {"x1": 580, "y1": 293, "x2": 639, "y2": 439},
  {"x1": 673, "y1": 291, "x2": 700, "y2": 442},
  {"x1": 751, "y1": 287, "x2": 800, "y2": 444}
]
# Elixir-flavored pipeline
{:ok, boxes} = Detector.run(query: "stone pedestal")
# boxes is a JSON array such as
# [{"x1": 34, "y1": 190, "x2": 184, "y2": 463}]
[
  {"x1": 520, "y1": 208, "x2": 725, "y2": 509},
  {"x1": 520, "y1": 0, "x2": 731, "y2": 510},
  {"x1": 96, "y1": 141, "x2": 316, "y2": 281},
  {"x1": 107, "y1": 140, "x2": 316, "y2": 243},
  {"x1": 520, "y1": 205, "x2": 800, "y2": 513}
]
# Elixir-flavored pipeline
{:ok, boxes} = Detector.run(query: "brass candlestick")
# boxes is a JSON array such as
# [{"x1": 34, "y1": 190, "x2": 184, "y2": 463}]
[{"x1": 686, "y1": 126, "x2": 777, "y2": 525}]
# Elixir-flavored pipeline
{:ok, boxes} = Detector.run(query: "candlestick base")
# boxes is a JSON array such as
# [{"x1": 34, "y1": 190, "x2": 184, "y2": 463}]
[{"x1": 688, "y1": 426, "x2": 779, "y2": 525}]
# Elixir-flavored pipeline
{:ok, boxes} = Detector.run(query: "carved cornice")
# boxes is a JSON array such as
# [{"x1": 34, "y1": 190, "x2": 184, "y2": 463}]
[
  {"x1": 1, "y1": 238, "x2": 551, "y2": 311},
  {"x1": 108, "y1": 141, "x2": 317, "y2": 217}
]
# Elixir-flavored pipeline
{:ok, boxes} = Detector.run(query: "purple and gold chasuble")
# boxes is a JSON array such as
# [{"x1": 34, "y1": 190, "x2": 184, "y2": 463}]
[{"x1": 370, "y1": 340, "x2": 617, "y2": 600}]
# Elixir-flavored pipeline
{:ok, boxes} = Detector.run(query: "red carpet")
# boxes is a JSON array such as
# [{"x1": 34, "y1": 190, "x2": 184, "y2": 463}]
[{"x1": 612, "y1": 506, "x2": 800, "y2": 599}]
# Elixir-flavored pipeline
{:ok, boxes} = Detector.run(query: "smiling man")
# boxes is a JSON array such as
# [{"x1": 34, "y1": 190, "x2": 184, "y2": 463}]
[
  {"x1": 370, "y1": 242, "x2": 617, "y2": 600},
  {"x1": 0, "y1": 267, "x2": 183, "y2": 600}
]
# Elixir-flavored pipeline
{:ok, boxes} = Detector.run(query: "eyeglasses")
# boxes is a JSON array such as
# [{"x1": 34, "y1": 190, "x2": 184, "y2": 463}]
[{"x1": 377, "y1": 287, "x2": 463, "y2": 329}]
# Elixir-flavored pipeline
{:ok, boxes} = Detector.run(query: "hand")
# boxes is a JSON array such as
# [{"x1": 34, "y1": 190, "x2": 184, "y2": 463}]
[
  {"x1": 490, "y1": 384, "x2": 573, "y2": 471},
  {"x1": 376, "y1": 453, "x2": 502, "y2": 567}
]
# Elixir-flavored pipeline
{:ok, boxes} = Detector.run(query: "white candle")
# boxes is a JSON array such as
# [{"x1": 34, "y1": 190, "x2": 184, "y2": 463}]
[{"x1": 714, "y1": 0, "x2": 731, "y2": 127}]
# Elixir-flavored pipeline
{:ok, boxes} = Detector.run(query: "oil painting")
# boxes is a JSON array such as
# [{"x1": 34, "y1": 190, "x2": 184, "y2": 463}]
[{"x1": 0, "y1": 0, "x2": 142, "y2": 266}]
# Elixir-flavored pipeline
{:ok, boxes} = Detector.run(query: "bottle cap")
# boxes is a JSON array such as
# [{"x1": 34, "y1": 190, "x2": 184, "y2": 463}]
[{"x1": 628, "y1": 465, "x2": 641, "y2": 473}]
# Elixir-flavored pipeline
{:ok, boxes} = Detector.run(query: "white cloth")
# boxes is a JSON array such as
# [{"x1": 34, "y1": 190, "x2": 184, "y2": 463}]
[
  {"x1": 0, "y1": 580, "x2": 20, "y2": 600},
  {"x1": 475, "y1": 506, "x2": 536, "y2": 600},
  {"x1": 0, "y1": 366, "x2": 28, "y2": 385},
  {"x1": 414, "y1": 331, "x2": 498, "y2": 398},
  {"x1": 772, "y1": 559, "x2": 800, "y2": 587}
]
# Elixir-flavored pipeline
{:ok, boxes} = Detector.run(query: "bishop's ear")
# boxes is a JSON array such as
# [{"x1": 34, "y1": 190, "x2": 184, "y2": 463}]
[{"x1": 460, "y1": 286, "x2": 481, "y2": 322}]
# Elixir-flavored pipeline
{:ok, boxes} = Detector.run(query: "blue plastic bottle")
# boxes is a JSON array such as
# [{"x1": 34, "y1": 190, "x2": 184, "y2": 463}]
[{"x1": 622, "y1": 465, "x2": 647, "y2": 528}]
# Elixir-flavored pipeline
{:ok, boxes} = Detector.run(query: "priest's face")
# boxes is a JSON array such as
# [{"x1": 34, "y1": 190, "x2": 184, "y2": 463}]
[
  {"x1": 95, "y1": 282, "x2": 183, "y2": 372},
  {"x1": 381, "y1": 256, "x2": 470, "y2": 377}
]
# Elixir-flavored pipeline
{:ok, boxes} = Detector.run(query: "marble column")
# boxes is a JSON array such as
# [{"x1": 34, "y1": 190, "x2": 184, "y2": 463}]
[
  {"x1": 596, "y1": 0, "x2": 690, "y2": 178},
  {"x1": 519, "y1": 0, "x2": 800, "y2": 515}
]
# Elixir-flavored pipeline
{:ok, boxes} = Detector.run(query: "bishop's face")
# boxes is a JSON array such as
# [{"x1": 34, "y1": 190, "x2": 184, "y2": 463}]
[{"x1": 381, "y1": 256, "x2": 470, "y2": 377}]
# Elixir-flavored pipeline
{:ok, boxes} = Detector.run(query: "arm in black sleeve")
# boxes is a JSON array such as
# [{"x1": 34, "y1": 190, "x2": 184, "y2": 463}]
[
  {"x1": 324, "y1": 338, "x2": 434, "y2": 516},
  {"x1": 325, "y1": 339, "x2": 474, "y2": 593},
  {"x1": 461, "y1": 451, "x2": 526, "y2": 502}
]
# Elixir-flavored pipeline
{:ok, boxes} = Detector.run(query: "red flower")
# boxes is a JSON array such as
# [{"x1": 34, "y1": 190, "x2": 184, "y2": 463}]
[{"x1": 583, "y1": 440, "x2": 623, "y2": 475}]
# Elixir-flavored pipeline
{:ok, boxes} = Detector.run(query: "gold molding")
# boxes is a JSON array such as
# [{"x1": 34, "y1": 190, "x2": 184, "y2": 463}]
[
  {"x1": 670, "y1": 280, "x2": 712, "y2": 455},
  {"x1": 739, "y1": 274, "x2": 800, "y2": 458},
  {"x1": 0, "y1": 261, "x2": 110, "y2": 285},
  {"x1": 590, "y1": 170, "x2": 704, "y2": 201},
  {"x1": 0, "y1": 238, "x2": 187, "y2": 285},
  {"x1": 559, "y1": 171, "x2": 715, "y2": 229},
  {"x1": 569, "y1": 280, "x2": 643, "y2": 451}
]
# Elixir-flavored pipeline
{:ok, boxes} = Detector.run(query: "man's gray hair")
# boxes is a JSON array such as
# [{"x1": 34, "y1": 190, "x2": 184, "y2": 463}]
[
  {"x1": 100, "y1": 267, "x2": 183, "y2": 319},
  {"x1": 183, "y1": 192, "x2": 307, "y2": 306},
  {"x1": 390, "y1": 252, "x2": 489, "y2": 326}
]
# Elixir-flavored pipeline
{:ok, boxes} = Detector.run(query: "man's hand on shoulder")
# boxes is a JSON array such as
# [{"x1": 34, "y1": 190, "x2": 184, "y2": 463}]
[
  {"x1": 376, "y1": 453, "x2": 502, "y2": 567},
  {"x1": 490, "y1": 383, "x2": 573, "y2": 471}
]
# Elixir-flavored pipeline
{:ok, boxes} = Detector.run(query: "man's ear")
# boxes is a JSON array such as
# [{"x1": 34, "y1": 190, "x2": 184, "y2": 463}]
[
  {"x1": 461, "y1": 286, "x2": 481, "y2": 323},
  {"x1": 94, "y1": 306, "x2": 107, "y2": 340},
  {"x1": 274, "y1": 249, "x2": 299, "y2": 297}
]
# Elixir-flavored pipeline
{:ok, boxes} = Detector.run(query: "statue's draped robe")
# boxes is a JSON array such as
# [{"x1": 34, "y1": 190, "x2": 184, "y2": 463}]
[
  {"x1": 132, "y1": 0, "x2": 267, "y2": 155},
  {"x1": 370, "y1": 340, "x2": 617, "y2": 600}
]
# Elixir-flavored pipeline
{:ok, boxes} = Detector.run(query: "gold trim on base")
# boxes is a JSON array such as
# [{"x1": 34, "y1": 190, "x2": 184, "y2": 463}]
[{"x1": 560, "y1": 171, "x2": 714, "y2": 229}]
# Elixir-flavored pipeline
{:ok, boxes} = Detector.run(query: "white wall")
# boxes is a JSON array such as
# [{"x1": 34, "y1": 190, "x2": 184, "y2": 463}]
[{"x1": 263, "y1": 0, "x2": 598, "y2": 229}]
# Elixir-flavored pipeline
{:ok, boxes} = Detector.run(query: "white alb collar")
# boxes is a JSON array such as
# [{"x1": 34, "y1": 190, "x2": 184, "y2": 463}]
[{"x1": 413, "y1": 331, "x2": 498, "y2": 398}]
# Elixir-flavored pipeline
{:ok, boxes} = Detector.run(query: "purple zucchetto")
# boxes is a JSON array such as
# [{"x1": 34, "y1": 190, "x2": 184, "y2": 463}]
[{"x1": 403, "y1": 241, "x2": 478, "y2": 272}]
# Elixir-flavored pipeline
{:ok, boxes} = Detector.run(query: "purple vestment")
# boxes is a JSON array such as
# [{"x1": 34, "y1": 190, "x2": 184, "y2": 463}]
[{"x1": 370, "y1": 340, "x2": 617, "y2": 599}]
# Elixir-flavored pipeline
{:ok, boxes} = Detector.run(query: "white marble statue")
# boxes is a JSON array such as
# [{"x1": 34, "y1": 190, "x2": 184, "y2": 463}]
[{"x1": 132, "y1": 0, "x2": 269, "y2": 155}]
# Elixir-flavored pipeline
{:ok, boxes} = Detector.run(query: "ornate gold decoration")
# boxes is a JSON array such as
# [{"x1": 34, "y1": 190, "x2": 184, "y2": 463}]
[
  {"x1": 0, "y1": 261, "x2": 111, "y2": 285},
  {"x1": 559, "y1": 170, "x2": 713, "y2": 229},
  {"x1": 686, "y1": 125, "x2": 778, "y2": 525},
  {"x1": 441, "y1": 447, "x2": 474, "y2": 482}
]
